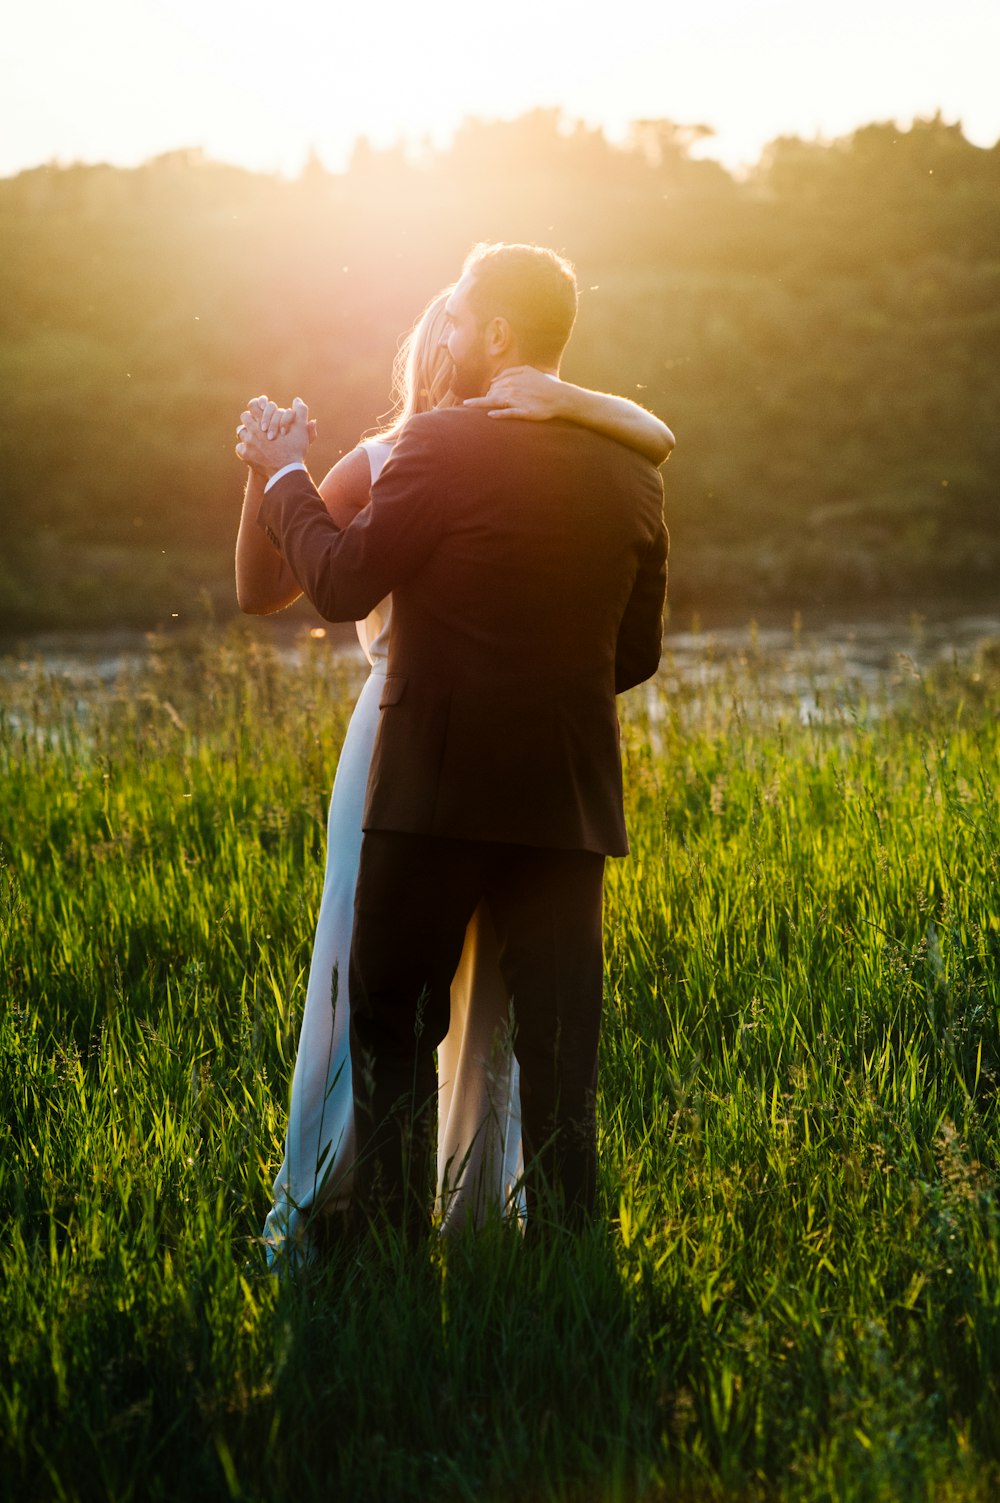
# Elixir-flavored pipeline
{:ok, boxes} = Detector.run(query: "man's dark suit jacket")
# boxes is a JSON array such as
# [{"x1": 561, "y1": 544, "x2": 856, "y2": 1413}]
[{"x1": 258, "y1": 406, "x2": 667, "y2": 858}]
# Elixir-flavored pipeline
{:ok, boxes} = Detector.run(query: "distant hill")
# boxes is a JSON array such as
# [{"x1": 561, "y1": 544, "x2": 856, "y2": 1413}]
[{"x1": 2, "y1": 112, "x2": 997, "y2": 631}]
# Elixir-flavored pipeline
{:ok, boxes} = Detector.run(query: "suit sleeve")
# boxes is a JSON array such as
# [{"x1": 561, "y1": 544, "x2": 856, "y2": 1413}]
[
  {"x1": 614, "y1": 498, "x2": 668, "y2": 695},
  {"x1": 256, "y1": 418, "x2": 446, "y2": 623}
]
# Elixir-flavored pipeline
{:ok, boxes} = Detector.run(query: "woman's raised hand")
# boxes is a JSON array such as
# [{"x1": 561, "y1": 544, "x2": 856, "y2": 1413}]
[
  {"x1": 463, "y1": 366, "x2": 566, "y2": 422},
  {"x1": 464, "y1": 373, "x2": 675, "y2": 463}
]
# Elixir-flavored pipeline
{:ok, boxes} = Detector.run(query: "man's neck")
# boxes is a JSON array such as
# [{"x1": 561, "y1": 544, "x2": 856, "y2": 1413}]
[{"x1": 493, "y1": 358, "x2": 559, "y2": 380}]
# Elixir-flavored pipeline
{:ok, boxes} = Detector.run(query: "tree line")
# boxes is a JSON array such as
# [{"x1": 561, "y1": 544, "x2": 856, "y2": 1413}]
[{"x1": 1, "y1": 110, "x2": 997, "y2": 632}]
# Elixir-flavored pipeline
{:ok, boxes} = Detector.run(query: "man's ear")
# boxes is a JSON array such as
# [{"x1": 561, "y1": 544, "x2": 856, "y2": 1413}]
[{"x1": 485, "y1": 316, "x2": 513, "y2": 359}]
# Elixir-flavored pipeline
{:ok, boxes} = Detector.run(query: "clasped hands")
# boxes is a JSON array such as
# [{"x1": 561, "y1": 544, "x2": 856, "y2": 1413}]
[{"x1": 236, "y1": 396, "x2": 317, "y2": 480}]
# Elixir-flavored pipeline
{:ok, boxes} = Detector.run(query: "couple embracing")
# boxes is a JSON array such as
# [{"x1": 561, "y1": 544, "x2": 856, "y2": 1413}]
[{"x1": 235, "y1": 241, "x2": 672, "y2": 1262}]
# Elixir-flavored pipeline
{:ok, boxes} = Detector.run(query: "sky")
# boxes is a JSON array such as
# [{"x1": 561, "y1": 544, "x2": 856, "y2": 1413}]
[{"x1": 4, "y1": 0, "x2": 998, "y2": 179}]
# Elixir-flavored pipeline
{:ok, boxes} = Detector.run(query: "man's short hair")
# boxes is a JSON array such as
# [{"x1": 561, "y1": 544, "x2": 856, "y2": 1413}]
[{"x1": 462, "y1": 242, "x2": 578, "y2": 366}]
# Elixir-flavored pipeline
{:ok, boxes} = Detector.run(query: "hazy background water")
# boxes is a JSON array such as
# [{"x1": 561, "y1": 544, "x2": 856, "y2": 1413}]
[{"x1": 2, "y1": 610, "x2": 998, "y2": 730}]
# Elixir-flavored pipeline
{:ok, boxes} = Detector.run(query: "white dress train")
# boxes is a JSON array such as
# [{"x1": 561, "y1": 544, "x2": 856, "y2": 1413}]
[{"x1": 262, "y1": 439, "x2": 523, "y2": 1265}]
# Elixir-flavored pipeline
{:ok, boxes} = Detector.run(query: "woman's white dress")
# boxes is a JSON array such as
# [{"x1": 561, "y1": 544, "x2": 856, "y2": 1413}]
[{"x1": 262, "y1": 440, "x2": 523, "y2": 1266}]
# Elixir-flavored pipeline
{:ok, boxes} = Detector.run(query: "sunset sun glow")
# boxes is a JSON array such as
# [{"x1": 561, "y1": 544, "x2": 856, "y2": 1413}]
[{"x1": 7, "y1": 0, "x2": 999, "y2": 178}]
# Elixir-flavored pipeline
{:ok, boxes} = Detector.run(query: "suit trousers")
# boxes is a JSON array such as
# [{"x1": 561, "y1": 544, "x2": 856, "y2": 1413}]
[{"x1": 348, "y1": 830, "x2": 606, "y2": 1237}]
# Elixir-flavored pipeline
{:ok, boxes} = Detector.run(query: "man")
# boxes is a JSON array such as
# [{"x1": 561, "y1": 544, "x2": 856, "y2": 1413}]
[{"x1": 239, "y1": 243, "x2": 668, "y2": 1238}]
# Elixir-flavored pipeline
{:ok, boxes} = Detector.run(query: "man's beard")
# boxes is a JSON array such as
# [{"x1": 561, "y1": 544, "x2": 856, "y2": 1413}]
[{"x1": 448, "y1": 350, "x2": 492, "y2": 403}]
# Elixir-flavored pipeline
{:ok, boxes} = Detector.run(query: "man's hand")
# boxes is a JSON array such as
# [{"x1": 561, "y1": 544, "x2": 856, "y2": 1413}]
[
  {"x1": 246, "y1": 395, "x2": 319, "y2": 442},
  {"x1": 462, "y1": 366, "x2": 562, "y2": 421},
  {"x1": 236, "y1": 396, "x2": 313, "y2": 479}
]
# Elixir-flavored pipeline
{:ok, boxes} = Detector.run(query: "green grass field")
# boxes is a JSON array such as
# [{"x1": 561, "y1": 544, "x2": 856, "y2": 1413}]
[{"x1": 2, "y1": 625, "x2": 998, "y2": 1502}]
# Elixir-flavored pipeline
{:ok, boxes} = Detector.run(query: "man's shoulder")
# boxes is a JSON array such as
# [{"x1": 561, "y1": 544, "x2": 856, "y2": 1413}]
[
  {"x1": 389, "y1": 405, "x2": 490, "y2": 460},
  {"x1": 400, "y1": 406, "x2": 488, "y2": 438},
  {"x1": 396, "y1": 408, "x2": 662, "y2": 497},
  {"x1": 543, "y1": 419, "x2": 665, "y2": 491}
]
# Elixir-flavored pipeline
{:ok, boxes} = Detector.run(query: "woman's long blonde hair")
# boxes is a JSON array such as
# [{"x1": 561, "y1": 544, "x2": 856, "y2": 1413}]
[{"x1": 372, "y1": 289, "x2": 454, "y2": 442}]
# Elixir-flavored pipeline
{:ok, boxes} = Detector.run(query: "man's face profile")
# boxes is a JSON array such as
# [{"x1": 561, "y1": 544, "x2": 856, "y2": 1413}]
[{"x1": 441, "y1": 274, "x2": 493, "y2": 401}]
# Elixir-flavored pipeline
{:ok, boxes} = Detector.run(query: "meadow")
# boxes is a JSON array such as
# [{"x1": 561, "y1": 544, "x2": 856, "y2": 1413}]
[{"x1": 1, "y1": 623, "x2": 998, "y2": 1501}]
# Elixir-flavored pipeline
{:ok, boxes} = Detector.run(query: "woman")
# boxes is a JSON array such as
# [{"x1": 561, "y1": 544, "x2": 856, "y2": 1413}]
[{"x1": 236, "y1": 291, "x2": 674, "y2": 1265}]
